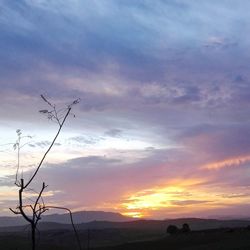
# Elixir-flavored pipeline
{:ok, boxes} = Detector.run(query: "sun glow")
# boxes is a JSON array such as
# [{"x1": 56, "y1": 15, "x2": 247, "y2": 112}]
[
  {"x1": 120, "y1": 178, "x2": 250, "y2": 218},
  {"x1": 122, "y1": 211, "x2": 144, "y2": 218}
]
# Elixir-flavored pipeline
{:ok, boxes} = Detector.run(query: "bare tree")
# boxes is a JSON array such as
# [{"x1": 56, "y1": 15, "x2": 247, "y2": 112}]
[{"x1": 10, "y1": 95, "x2": 82, "y2": 250}]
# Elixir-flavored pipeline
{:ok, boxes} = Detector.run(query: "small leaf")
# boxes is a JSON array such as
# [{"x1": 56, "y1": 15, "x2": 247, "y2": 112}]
[
  {"x1": 41, "y1": 94, "x2": 53, "y2": 107},
  {"x1": 41, "y1": 94, "x2": 47, "y2": 102},
  {"x1": 39, "y1": 110, "x2": 48, "y2": 114},
  {"x1": 72, "y1": 98, "x2": 80, "y2": 105},
  {"x1": 16, "y1": 129, "x2": 22, "y2": 136}
]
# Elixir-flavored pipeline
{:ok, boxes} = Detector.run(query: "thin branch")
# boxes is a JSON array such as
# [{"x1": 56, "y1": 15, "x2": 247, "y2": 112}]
[
  {"x1": 9, "y1": 208, "x2": 21, "y2": 215},
  {"x1": 45, "y1": 206, "x2": 82, "y2": 250},
  {"x1": 17, "y1": 179, "x2": 33, "y2": 224},
  {"x1": 26, "y1": 188, "x2": 46, "y2": 207},
  {"x1": 10, "y1": 96, "x2": 80, "y2": 250},
  {"x1": 34, "y1": 183, "x2": 46, "y2": 212},
  {"x1": 33, "y1": 182, "x2": 47, "y2": 224},
  {"x1": 40, "y1": 94, "x2": 53, "y2": 108},
  {"x1": 14, "y1": 133, "x2": 33, "y2": 186},
  {"x1": 24, "y1": 107, "x2": 71, "y2": 188},
  {"x1": 14, "y1": 135, "x2": 21, "y2": 186}
]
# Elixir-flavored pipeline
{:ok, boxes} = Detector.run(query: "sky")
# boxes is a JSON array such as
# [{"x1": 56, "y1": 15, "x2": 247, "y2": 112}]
[{"x1": 1, "y1": 0, "x2": 250, "y2": 219}]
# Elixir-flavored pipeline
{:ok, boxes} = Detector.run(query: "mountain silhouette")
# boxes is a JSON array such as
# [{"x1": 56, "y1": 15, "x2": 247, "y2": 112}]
[{"x1": 0, "y1": 211, "x2": 133, "y2": 227}]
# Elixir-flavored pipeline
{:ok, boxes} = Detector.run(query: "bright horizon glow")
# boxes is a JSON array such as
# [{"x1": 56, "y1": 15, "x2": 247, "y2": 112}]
[{"x1": 119, "y1": 178, "x2": 250, "y2": 219}]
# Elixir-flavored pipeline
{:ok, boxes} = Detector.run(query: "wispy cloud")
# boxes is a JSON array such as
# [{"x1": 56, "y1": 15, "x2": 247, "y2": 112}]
[{"x1": 202, "y1": 155, "x2": 250, "y2": 170}]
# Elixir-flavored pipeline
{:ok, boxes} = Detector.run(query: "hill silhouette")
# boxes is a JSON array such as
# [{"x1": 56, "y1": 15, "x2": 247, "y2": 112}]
[
  {"x1": 0, "y1": 211, "x2": 132, "y2": 227},
  {"x1": 1, "y1": 215, "x2": 250, "y2": 249}
]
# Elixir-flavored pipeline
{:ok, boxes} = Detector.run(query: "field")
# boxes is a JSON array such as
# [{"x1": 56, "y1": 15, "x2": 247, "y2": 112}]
[
  {"x1": 2, "y1": 227, "x2": 250, "y2": 250},
  {"x1": 99, "y1": 229, "x2": 250, "y2": 250}
]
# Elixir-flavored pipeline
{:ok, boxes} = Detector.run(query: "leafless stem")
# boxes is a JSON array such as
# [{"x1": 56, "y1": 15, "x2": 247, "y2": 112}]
[
  {"x1": 45, "y1": 206, "x2": 82, "y2": 250},
  {"x1": 24, "y1": 107, "x2": 71, "y2": 188},
  {"x1": 10, "y1": 95, "x2": 80, "y2": 250}
]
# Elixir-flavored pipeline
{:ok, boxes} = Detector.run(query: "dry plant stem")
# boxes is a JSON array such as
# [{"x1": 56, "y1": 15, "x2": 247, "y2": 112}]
[
  {"x1": 24, "y1": 107, "x2": 71, "y2": 188},
  {"x1": 10, "y1": 96, "x2": 80, "y2": 250},
  {"x1": 17, "y1": 181, "x2": 48, "y2": 250},
  {"x1": 10, "y1": 179, "x2": 35, "y2": 250},
  {"x1": 45, "y1": 206, "x2": 82, "y2": 250},
  {"x1": 15, "y1": 138, "x2": 20, "y2": 185},
  {"x1": 14, "y1": 133, "x2": 21, "y2": 186},
  {"x1": 33, "y1": 183, "x2": 47, "y2": 225}
]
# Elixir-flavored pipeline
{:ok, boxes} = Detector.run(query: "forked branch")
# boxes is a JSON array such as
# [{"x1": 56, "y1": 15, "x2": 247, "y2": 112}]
[{"x1": 10, "y1": 95, "x2": 80, "y2": 250}]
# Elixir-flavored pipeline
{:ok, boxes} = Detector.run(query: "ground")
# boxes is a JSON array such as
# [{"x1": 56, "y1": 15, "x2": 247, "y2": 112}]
[{"x1": 1, "y1": 228, "x2": 250, "y2": 250}]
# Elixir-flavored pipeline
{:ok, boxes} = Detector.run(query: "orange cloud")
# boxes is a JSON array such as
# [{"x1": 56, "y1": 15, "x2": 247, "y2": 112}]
[{"x1": 201, "y1": 155, "x2": 250, "y2": 170}]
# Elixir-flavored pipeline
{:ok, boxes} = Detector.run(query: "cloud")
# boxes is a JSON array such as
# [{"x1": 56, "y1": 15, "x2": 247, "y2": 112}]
[
  {"x1": 177, "y1": 124, "x2": 250, "y2": 161},
  {"x1": 2, "y1": 148, "x2": 181, "y2": 208},
  {"x1": 104, "y1": 129, "x2": 123, "y2": 138},
  {"x1": 202, "y1": 155, "x2": 250, "y2": 170},
  {"x1": 171, "y1": 200, "x2": 211, "y2": 206},
  {"x1": 1, "y1": 0, "x2": 249, "y2": 87},
  {"x1": 28, "y1": 140, "x2": 61, "y2": 148},
  {"x1": 204, "y1": 36, "x2": 237, "y2": 50},
  {"x1": 68, "y1": 135, "x2": 103, "y2": 145}
]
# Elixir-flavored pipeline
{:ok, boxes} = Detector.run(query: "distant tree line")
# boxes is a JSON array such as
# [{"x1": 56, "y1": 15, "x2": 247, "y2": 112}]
[{"x1": 166, "y1": 223, "x2": 191, "y2": 235}]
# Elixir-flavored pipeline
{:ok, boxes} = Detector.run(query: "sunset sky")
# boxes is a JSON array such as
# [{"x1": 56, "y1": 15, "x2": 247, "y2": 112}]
[{"x1": 1, "y1": 0, "x2": 250, "y2": 219}]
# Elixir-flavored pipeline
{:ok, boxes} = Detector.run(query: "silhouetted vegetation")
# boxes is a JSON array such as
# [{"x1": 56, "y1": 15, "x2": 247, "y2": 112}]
[
  {"x1": 166, "y1": 225, "x2": 179, "y2": 235},
  {"x1": 1, "y1": 217, "x2": 250, "y2": 249},
  {"x1": 9, "y1": 95, "x2": 81, "y2": 250},
  {"x1": 181, "y1": 223, "x2": 191, "y2": 233},
  {"x1": 166, "y1": 223, "x2": 191, "y2": 236}
]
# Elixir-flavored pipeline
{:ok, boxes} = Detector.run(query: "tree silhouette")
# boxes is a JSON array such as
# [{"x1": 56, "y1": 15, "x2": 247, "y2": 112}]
[
  {"x1": 9, "y1": 95, "x2": 81, "y2": 250},
  {"x1": 166, "y1": 224, "x2": 179, "y2": 235},
  {"x1": 182, "y1": 223, "x2": 191, "y2": 233}
]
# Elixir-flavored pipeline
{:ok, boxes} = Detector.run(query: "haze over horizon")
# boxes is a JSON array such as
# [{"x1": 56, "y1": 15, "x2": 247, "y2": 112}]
[{"x1": 1, "y1": 0, "x2": 250, "y2": 220}]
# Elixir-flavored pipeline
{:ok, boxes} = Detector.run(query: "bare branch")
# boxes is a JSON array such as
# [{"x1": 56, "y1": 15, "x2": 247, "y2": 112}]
[
  {"x1": 9, "y1": 208, "x2": 21, "y2": 215},
  {"x1": 45, "y1": 206, "x2": 82, "y2": 250},
  {"x1": 11, "y1": 96, "x2": 80, "y2": 250},
  {"x1": 24, "y1": 106, "x2": 71, "y2": 188},
  {"x1": 40, "y1": 95, "x2": 54, "y2": 108}
]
